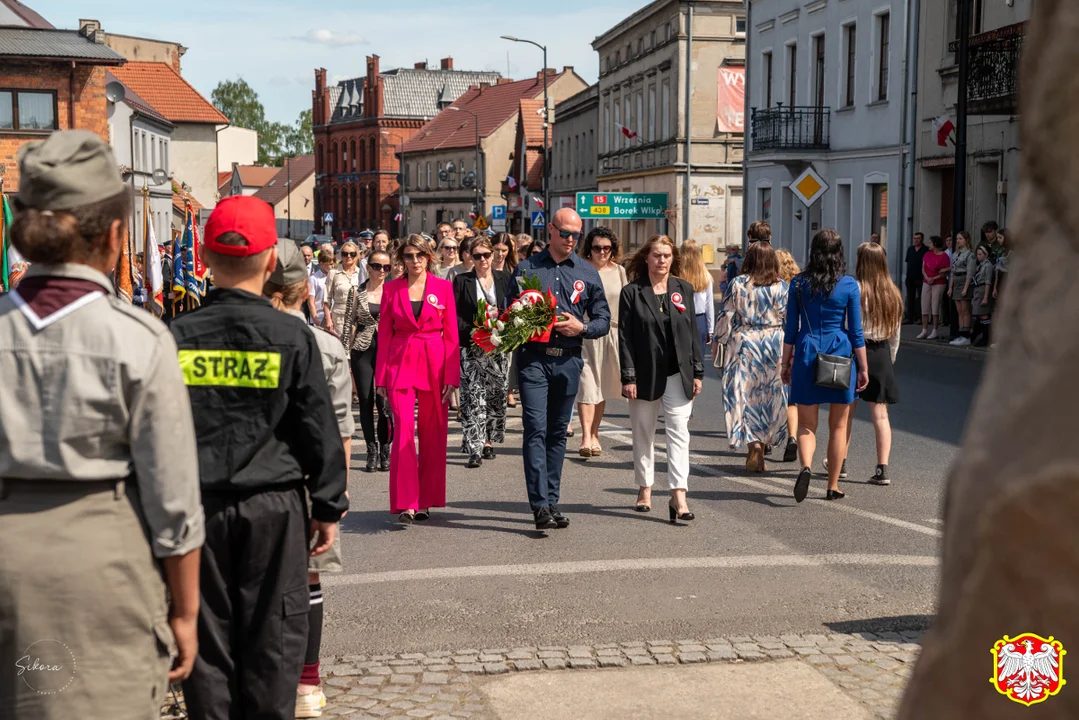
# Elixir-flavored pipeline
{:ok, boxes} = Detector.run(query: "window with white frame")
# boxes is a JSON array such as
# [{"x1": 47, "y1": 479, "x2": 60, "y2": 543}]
[
  {"x1": 876, "y1": 12, "x2": 890, "y2": 101},
  {"x1": 843, "y1": 24, "x2": 857, "y2": 108},
  {"x1": 613, "y1": 100, "x2": 621, "y2": 151},
  {"x1": 762, "y1": 51, "x2": 773, "y2": 108},
  {"x1": 661, "y1": 79, "x2": 671, "y2": 140},
  {"x1": 787, "y1": 43, "x2": 798, "y2": 106},
  {"x1": 635, "y1": 91, "x2": 643, "y2": 144},
  {"x1": 603, "y1": 102, "x2": 610, "y2": 153},
  {"x1": 648, "y1": 84, "x2": 656, "y2": 142}
]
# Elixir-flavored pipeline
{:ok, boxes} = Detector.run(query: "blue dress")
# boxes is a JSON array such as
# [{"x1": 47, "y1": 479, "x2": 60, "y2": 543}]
[{"x1": 783, "y1": 275, "x2": 865, "y2": 405}]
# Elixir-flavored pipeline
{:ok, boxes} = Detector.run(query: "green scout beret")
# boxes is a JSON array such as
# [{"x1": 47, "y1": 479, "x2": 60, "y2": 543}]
[
  {"x1": 270, "y1": 238, "x2": 308, "y2": 287},
  {"x1": 17, "y1": 130, "x2": 127, "y2": 211}
]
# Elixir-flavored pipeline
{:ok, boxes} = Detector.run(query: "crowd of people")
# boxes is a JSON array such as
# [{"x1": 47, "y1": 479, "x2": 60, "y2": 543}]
[
  {"x1": 1, "y1": 131, "x2": 952, "y2": 720},
  {"x1": 903, "y1": 220, "x2": 1010, "y2": 346}
]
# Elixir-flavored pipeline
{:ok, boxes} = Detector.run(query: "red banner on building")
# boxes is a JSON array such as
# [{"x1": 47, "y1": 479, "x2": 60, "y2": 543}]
[{"x1": 717, "y1": 66, "x2": 745, "y2": 134}]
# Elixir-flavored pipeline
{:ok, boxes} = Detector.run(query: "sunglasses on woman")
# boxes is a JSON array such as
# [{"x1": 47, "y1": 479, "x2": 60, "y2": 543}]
[
  {"x1": 441, "y1": 245, "x2": 458, "y2": 252},
  {"x1": 368, "y1": 262, "x2": 391, "y2": 272},
  {"x1": 472, "y1": 252, "x2": 492, "y2": 260},
  {"x1": 341, "y1": 251, "x2": 358, "y2": 258},
  {"x1": 403, "y1": 252, "x2": 425, "y2": 261},
  {"x1": 592, "y1": 244, "x2": 613, "y2": 254}
]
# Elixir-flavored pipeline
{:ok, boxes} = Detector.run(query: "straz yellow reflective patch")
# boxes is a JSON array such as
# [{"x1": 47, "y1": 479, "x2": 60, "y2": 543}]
[{"x1": 178, "y1": 350, "x2": 282, "y2": 388}]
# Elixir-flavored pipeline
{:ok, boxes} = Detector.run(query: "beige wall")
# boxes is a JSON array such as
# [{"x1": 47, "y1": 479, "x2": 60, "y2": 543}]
[
  {"x1": 274, "y1": 173, "x2": 316, "y2": 221},
  {"x1": 593, "y1": 0, "x2": 744, "y2": 251},
  {"x1": 551, "y1": 84, "x2": 599, "y2": 196},
  {"x1": 217, "y1": 126, "x2": 257, "y2": 170},
  {"x1": 171, "y1": 123, "x2": 219, "y2": 209},
  {"x1": 913, "y1": 0, "x2": 1029, "y2": 240}
]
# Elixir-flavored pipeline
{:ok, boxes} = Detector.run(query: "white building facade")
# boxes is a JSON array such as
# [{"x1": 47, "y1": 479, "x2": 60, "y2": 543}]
[{"x1": 745, "y1": 0, "x2": 914, "y2": 272}]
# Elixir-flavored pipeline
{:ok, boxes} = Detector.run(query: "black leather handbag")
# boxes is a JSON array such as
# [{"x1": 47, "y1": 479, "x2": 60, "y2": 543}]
[{"x1": 798, "y1": 289, "x2": 852, "y2": 391}]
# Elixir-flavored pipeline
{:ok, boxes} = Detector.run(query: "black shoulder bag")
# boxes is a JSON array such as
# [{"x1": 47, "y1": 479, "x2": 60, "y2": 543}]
[{"x1": 798, "y1": 288, "x2": 852, "y2": 391}]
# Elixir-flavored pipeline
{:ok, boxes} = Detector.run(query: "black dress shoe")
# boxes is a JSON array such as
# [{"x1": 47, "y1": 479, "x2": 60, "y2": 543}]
[
  {"x1": 826, "y1": 489, "x2": 846, "y2": 501},
  {"x1": 482, "y1": 446, "x2": 496, "y2": 460},
  {"x1": 549, "y1": 505, "x2": 570, "y2": 528},
  {"x1": 783, "y1": 437, "x2": 798, "y2": 463},
  {"x1": 466, "y1": 454, "x2": 482, "y2": 468},
  {"x1": 794, "y1": 467, "x2": 811, "y2": 503},
  {"x1": 415, "y1": 509, "x2": 431, "y2": 521},
  {"x1": 534, "y1": 507, "x2": 558, "y2": 530}
]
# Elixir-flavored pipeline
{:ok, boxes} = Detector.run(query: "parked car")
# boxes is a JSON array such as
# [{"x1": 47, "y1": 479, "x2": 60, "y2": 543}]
[{"x1": 303, "y1": 234, "x2": 336, "y2": 252}]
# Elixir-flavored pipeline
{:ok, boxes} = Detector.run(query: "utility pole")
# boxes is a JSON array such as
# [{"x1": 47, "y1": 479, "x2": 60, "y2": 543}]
[
  {"x1": 286, "y1": 157, "x2": 292, "y2": 239},
  {"x1": 953, "y1": 0, "x2": 971, "y2": 238},
  {"x1": 682, "y1": 4, "x2": 694, "y2": 243},
  {"x1": 501, "y1": 35, "x2": 549, "y2": 236}
]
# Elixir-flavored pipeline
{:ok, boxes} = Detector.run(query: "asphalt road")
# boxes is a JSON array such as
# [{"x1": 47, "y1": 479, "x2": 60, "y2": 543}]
[{"x1": 322, "y1": 345, "x2": 983, "y2": 657}]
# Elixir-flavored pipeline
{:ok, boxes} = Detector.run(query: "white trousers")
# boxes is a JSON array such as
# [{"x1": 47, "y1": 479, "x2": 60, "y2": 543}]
[{"x1": 629, "y1": 374, "x2": 693, "y2": 490}]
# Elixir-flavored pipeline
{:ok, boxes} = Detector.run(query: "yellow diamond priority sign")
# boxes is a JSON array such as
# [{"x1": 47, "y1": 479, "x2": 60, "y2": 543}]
[{"x1": 791, "y1": 166, "x2": 829, "y2": 208}]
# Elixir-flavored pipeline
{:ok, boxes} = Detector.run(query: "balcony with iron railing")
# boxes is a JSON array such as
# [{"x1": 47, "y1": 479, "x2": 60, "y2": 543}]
[
  {"x1": 950, "y1": 21, "x2": 1026, "y2": 115},
  {"x1": 749, "y1": 104, "x2": 830, "y2": 152}
]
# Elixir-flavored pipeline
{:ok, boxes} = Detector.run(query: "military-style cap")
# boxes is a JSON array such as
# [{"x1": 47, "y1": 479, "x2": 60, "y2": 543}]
[
  {"x1": 269, "y1": 238, "x2": 308, "y2": 286},
  {"x1": 203, "y1": 196, "x2": 277, "y2": 256},
  {"x1": 17, "y1": 130, "x2": 127, "y2": 211},
  {"x1": 357, "y1": 229, "x2": 374, "y2": 240}
]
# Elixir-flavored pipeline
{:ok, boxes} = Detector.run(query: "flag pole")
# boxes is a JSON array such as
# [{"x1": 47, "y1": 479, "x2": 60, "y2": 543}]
[
  {"x1": 141, "y1": 184, "x2": 153, "y2": 315},
  {"x1": 0, "y1": 168, "x2": 7, "y2": 293}
]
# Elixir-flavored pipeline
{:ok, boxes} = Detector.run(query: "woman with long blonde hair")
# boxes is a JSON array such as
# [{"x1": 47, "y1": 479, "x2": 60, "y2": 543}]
[
  {"x1": 680, "y1": 239, "x2": 715, "y2": 356},
  {"x1": 774, "y1": 249, "x2": 801, "y2": 463},
  {"x1": 847, "y1": 242, "x2": 903, "y2": 485}
]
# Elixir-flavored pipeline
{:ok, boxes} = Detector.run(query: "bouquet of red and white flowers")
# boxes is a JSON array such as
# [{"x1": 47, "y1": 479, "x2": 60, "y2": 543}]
[{"x1": 471, "y1": 274, "x2": 557, "y2": 354}]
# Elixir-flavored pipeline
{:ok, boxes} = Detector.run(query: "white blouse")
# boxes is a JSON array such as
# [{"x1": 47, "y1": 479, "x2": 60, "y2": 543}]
[{"x1": 692, "y1": 276, "x2": 715, "y2": 335}]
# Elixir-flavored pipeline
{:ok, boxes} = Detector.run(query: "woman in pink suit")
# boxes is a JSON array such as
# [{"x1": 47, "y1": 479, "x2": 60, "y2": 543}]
[{"x1": 376, "y1": 234, "x2": 461, "y2": 525}]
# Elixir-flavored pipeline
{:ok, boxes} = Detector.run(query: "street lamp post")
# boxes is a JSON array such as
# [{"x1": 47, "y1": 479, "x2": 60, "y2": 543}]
[
  {"x1": 448, "y1": 107, "x2": 483, "y2": 221},
  {"x1": 501, "y1": 35, "x2": 549, "y2": 236}
]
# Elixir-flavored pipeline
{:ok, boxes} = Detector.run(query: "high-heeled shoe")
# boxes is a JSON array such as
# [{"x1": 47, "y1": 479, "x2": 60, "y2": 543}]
[
  {"x1": 794, "y1": 467, "x2": 811, "y2": 504},
  {"x1": 826, "y1": 489, "x2": 846, "y2": 501},
  {"x1": 668, "y1": 500, "x2": 695, "y2": 523},
  {"x1": 634, "y1": 489, "x2": 651, "y2": 513}
]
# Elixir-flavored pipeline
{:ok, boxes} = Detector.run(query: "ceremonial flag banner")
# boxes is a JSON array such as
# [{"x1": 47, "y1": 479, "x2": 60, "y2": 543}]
[
  {"x1": 172, "y1": 227, "x2": 186, "y2": 309},
  {"x1": 146, "y1": 216, "x2": 164, "y2": 315},
  {"x1": 0, "y1": 194, "x2": 11, "y2": 291},
  {"x1": 183, "y1": 206, "x2": 200, "y2": 301},
  {"x1": 116, "y1": 216, "x2": 135, "y2": 303}
]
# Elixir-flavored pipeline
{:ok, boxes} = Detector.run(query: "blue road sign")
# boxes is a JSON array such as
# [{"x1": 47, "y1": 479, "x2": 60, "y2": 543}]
[
  {"x1": 531, "y1": 211, "x2": 545, "y2": 226},
  {"x1": 323, "y1": 213, "x2": 334, "y2": 223},
  {"x1": 492, "y1": 205, "x2": 506, "y2": 220}
]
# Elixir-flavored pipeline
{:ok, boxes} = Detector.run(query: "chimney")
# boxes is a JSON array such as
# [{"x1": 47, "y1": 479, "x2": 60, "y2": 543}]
[
  {"x1": 78, "y1": 19, "x2": 101, "y2": 40},
  {"x1": 479, "y1": 82, "x2": 491, "y2": 90},
  {"x1": 440, "y1": 57, "x2": 454, "y2": 70},
  {"x1": 496, "y1": 78, "x2": 514, "y2": 86},
  {"x1": 414, "y1": 61, "x2": 428, "y2": 70}
]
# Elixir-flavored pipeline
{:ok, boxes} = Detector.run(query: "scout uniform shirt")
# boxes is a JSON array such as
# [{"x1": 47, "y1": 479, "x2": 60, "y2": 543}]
[
  {"x1": 0, "y1": 262, "x2": 204, "y2": 556},
  {"x1": 168, "y1": 287, "x2": 348, "y2": 522}
]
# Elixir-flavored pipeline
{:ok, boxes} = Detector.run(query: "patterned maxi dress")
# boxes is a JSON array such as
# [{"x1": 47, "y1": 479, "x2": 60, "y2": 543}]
[{"x1": 714, "y1": 275, "x2": 790, "y2": 449}]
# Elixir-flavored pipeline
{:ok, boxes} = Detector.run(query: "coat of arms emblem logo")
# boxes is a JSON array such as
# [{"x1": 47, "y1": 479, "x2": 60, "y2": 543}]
[{"x1": 991, "y1": 633, "x2": 1066, "y2": 706}]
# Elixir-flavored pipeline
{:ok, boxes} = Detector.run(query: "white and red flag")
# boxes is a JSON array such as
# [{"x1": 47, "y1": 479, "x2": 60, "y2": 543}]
[
  {"x1": 933, "y1": 114, "x2": 956, "y2": 148},
  {"x1": 616, "y1": 123, "x2": 639, "y2": 141}
]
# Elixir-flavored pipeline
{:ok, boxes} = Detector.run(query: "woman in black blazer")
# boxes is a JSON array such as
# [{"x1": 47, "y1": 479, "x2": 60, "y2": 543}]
[
  {"x1": 619, "y1": 234, "x2": 704, "y2": 523},
  {"x1": 452, "y1": 236, "x2": 515, "y2": 468}
]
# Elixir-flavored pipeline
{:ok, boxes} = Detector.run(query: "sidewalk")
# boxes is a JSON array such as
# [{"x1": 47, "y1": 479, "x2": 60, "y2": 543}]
[
  {"x1": 899, "y1": 323, "x2": 988, "y2": 360},
  {"x1": 314, "y1": 632, "x2": 922, "y2": 719}
]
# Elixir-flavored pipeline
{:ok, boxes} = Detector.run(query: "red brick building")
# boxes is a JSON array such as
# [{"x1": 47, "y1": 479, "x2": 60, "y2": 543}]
[
  {"x1": 0, "y1": 25, "x2": 124, "y2": 191},
  {"x1": 311, "y1": 56, "x2": 500, "y2": 238}
]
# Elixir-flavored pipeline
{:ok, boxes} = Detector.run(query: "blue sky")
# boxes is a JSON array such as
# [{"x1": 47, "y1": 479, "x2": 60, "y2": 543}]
[{"x1": 35, "y1": 0, "x2": 629, "y2": 125}]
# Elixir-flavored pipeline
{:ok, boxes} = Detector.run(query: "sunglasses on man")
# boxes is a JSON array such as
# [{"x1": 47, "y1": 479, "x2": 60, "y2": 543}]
[{"x1": 553, "y1": 227, "x2": 582, "y2": 241}]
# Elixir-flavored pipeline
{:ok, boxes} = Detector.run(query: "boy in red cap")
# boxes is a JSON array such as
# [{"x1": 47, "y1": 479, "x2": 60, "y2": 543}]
[{"x1": 168, "y1": 195, "x2": 348, "y2": 720}]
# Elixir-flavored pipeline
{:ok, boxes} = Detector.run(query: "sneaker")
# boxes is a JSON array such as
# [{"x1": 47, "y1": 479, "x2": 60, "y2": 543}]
[
  {"x1": 296, "y1": 688, "x2": 325, "y2": 718},
  {"x1": 955, "y1": 337, "x2": 971, "y2": 346},
  {"x1": 949, "y1": 337, "x2": 963, "y2": 345},
  {"x1": 822, "y1": 458, "x2": 848, "y2": 478},
  {"x1": 916, "y1": 329, "x2": 929, "y2": 340},
  {"x1": 868, "y1": 465, "x2": 890, "y2": 486},
  {"x1": 927, "y1": 329, "x2": 939, "y2": 340}
]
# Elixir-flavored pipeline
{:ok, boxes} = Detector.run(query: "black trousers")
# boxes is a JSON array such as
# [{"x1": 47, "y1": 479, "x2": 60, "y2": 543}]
[
  {"x1": 905, "y1": 281, "x2": 921, "y2": 322},
  {"x1": 183, "y1": 486, "x2": 310, "y2": 720},
  {"x1": 351, "y1": 345, "x2": 390, "y2": 446}
]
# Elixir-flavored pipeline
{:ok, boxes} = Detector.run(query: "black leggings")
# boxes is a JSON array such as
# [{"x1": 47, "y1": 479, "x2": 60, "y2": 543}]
[{"x1": 351, "y1": 343, "x2": 390, "y2": 446}]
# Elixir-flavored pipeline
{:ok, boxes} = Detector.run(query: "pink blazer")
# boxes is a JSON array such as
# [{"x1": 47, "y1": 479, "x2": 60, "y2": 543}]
[{"x1": 375, "y1": 275, "x2": 461, "y2": 392}]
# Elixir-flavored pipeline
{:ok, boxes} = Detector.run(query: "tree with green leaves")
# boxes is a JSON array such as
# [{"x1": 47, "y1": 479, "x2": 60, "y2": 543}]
[{"x1": 212, "y1": 79, "x2": 314, "y2": 165}]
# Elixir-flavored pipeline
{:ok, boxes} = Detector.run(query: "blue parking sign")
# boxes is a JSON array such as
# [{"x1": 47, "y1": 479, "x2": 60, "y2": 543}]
[
  {"x1": 492, "y1": 205, "x2": 506, "y2": 220},
  {"x1": 531, "y1": 211, "x2": 545, "y2": 226}
]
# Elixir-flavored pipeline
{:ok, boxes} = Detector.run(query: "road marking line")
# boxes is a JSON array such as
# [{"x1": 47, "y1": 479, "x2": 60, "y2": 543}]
[
  {"x1": 597, "y1": 424, "x2": 943, "y2": 539},
  {"x1": 323, "y1": 553, "x2": 938, "y2": 587}
]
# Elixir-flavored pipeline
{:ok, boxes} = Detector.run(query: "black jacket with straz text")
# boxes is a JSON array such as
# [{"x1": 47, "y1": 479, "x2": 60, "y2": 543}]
[{"x1": 168, "y1": 288, "x2": 348, "y2": 522}]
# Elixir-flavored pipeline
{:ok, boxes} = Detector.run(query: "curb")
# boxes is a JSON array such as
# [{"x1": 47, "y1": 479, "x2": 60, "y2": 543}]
[{"x1": 900, "y1": 338, "x2": 988, "y2": 361}]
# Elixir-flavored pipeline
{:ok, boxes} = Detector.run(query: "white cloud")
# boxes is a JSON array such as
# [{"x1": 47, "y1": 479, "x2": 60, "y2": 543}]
[{"x1": 295, "y1": 29, "x2": 367, "y2": 47}]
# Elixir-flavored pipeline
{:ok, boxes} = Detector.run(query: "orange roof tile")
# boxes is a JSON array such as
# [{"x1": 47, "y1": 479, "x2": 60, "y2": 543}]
[
  {"x1": 110, "y1": 62, "x2": 228, "y2": 124},
  {"x1": 236, "y1": 165, "x2": 280, "y2": 188},
  {"x1": 402, "y1": 72, "x2": 563, "y2": 154},
  {"x1": 518, "y1": 98, "x2": 545, "y2": 146}
]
